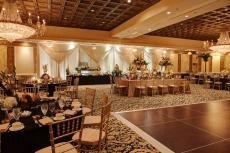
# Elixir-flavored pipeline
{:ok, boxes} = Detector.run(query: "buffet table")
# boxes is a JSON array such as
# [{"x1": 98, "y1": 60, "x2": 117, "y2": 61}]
[
  {"x1": 67, "y1": 75, "x2": 111, "y2": 85},
  {"x1": 119, "y1": 79, "x2": 189, "y2": 97}
]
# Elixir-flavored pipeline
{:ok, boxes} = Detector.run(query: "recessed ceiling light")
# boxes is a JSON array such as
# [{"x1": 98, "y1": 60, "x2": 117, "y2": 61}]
[
  {"x1": 92, "y1": 46, "x2": 96, "y2": 50},
  {"x1": 127, "y1": 0, "x2": 132, "y2": 3},
  {"x1": 185, "y1": 15, "x2": 189, "y2": 18},
  {"x1": 166, "y1": 11, "x2": 171, "y2": 15},
  {"x1": 102, "y1": 21, "x2": 105, "y2": 24},
  {"x1": 148, "y1": 28, "x2": 152, "y2": 31},
  {"x1": 91, "y1": 9, "x2": 95, "y2": 12}
]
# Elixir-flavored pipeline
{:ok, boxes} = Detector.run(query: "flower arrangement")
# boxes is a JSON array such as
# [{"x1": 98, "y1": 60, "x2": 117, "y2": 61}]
[
  {"x1": 42, "y1": 64, "x2": 48, "y2": 74},
  {"x1": 112, "y1": 64, "x2": 122, "y2": 76},
  {"x1": 3, "y1": 97, "x2": 17, "y2": 109},
  {"x1": 159, "y1": 56, "x2": 173, "y2": 66},
  {"x1": 0, "y1": 67, "x2": 16, "y2": 96}
]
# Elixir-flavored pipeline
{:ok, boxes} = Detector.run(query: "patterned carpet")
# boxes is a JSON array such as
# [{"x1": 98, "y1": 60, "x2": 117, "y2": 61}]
[{"x1": 78, "y1": 84, "x2": 230, "y2": 153}]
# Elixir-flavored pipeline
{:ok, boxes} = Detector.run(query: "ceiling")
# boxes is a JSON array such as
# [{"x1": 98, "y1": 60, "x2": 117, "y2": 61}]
[
  {"x1": 148, "y1": 5, "x2": 230, "y2": 41},
  {"x1": 7, "y1": 0, "x2": 160, "y2": 31}
]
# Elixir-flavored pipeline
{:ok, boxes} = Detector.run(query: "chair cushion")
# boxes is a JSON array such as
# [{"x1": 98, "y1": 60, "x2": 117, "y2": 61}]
[
  {"x1": 84, "y1": 116, "x2": 101, "y2": 125},
  {"x1": 36, "y1": 142, "x2": 78, "y2": 153},
  {"x1": 147, "y1": 86, "x2": 158, "y2": 89},
  {"x1": 72, "y1": 128, "x2": 105, "y2": 144},
  {"x1": 82, "y1": 107, "x2": 92, "y2": 115},
  {"x1": 135, "y1": 86, "x2": 145, "y2": 89}
]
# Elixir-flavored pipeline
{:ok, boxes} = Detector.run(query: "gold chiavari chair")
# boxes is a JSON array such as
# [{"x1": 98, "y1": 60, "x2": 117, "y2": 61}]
[
  {"x1": 225, "y1": 75, "x2": 230, "y2": 90},
  {"x1": 109, "y1": 75, "x2": 114, "y2": 94},
  {"x1": 0, "y1": 88, "x2": 4, "y2": 96},
  {"x1": 169, "y1": 79, "x2": 179, "y2": 95},
  {"x1": 66, "y1": 77, "x2": 72, "y2": 86},
  {"x1": 158, "y1": 78, "x2": 168, "y2": 95},
  {"x1": 35, "y1": 115, "x2": 85, "y2": 153},
  {"x1": 203, "y1": 74, "x2": 212, "y2": 89},
  {"x1": 135, "y1": 79, "x2": 146, "y2": 97},
  {"x1": 55, "y1": 86, "x2": 67, "y2": 92},
  {"x1": 213, "y1": 76, "x2": 222, "y2": 90},
  {"x1": 147, "y1": 80, "x2": 158, "y2": 96},
  {"x1": 83, "y1": 94, "x2": 109, "y2": 126},
  {"x1": 114, "y1": 77, "x2": 127, "y2": 96},
  {"x1": 72, "y1": 101, "x2": 111, "y2": 152},
  {"x1": 74, "y1": 77, "x2": 79, "y2": 86},
  {"x1": 23, "y1": 86, "x2": 37, "y2": 93},
  {"x1": 82, "y1": 88, "x2": 96, "y2": 115}
]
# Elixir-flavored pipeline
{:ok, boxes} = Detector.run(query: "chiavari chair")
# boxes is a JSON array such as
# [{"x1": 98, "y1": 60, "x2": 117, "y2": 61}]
[
  {"x1": 114, "y1": 77, "x2": 127, "y2": 96},
  {"x1": 147, "y1": 80, "x2": 158, "y2": 96},
  {"x1": 169, "y1": 78, "x2": 179, "y2": 95},
  {"x1": 23, "y1": 86, "x2": 37, "y2": 93},
  {"x1": 135, "y1": 79, "x2": 146, "y2": 97},
  {"x1": 83, "y1": 94, "x2": 109, "y2": 126},
  {"x1": 225, "y1": 75, "x2": 230, "y2": 90},
  {"x1": 35, "y1": 115, "x2": 85, "y2": 153},
  {"x1": 213, "y1": 75, "x2": 222, "y2": 90},
  {"x1": 82, "y1": 88, "x2": 96, "y2": 115},
  {"x1": 72, "y1": 101, "x2": 111, "y2": 152},
  {"x1": 66, "y1": 77, "x2": 72, "y2": 86},
  {"x1": 203, "y1": 74, "x2": 212, "y2": 89}
]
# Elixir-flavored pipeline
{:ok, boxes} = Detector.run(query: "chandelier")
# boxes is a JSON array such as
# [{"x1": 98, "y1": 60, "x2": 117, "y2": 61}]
[
  {"x1": 209, "y1": 31, "x2": 230, "y2": 54},
  {"x1": 0, "y1": 0, "x2": 46, "y2": 42}
]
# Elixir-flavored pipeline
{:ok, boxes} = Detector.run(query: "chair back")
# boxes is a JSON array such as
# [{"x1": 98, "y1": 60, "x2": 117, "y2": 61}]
[
  {"x1": 99, "y1": 96, "x2": 111, "y2": 145},
  {"x1": 48, "y1": 115, "x2": 85, "y2": 153},
  {"x1": 74, "y1": 78, "x2": 79, "y2": 86},
  {"x1": 66, "y1": 77, "x2": 72, "y2": 86},
  {"x1": 23, "y1": 87, "x2": 36, "y2": 93},
  {"x1": 0, "y1": 88, "x2": 4, "y2": 96},
  {"x1": 84, "y1": 88, "x2": 96, "y2": 110},
  {"x1": 214, "y1": 76, "x2": 220, "y2": 82},
  {"x1": 55, "y1": 86, "x2": 67, "y2": 92}
]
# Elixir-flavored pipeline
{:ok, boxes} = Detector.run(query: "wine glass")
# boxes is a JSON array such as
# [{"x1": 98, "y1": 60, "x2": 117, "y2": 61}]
[
  {"x1": 41, "y1": 103, "x2": 48, "y2": 117},
  {"x1": 49, "y1": 102, "x2": 56, "y2": 116},
  {"x1": 58, "y1": 98, "x2": 65, "y2": 112},
  {"x1": 12, "y1": 107, "x2": 21, "y2": 121}
]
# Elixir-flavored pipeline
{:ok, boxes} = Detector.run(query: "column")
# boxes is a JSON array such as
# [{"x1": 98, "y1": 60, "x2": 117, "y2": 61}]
[
  {"x1": 7, "y1": 44, "x2": 15, "y2": 73},
  {"x1": 178, "y1": 54, "x2": 181, "y2": 72}
]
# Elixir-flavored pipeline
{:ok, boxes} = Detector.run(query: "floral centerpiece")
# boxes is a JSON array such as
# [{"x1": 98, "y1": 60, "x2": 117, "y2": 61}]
[
  {"x1": 41, "y1": 64, "x2": 50, "y2": 80},
  {"x1": 3, "y1": 97, "x2": 17, "y2": 109},
  {"x1": 0, "y1": 67, "x2": 16, "y2": 96},
  {"x1": 159, "y1": 56, "x2": 173, "y2": 67},
  {"x1": 112, "y1": 64, "x2": 122, "y2": 76},
  {"x1": 198, "y1": 53, "x2": 210, "y2": 72},
  {"x1": 132, "y1": 57, "x2": 148, "y2": 70}
]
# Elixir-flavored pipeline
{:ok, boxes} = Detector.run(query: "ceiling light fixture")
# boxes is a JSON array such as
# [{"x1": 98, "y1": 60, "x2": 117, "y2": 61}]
[
  {"x1": 209, "y1": 31, "x2": 230, "y2": 54},
  {"x1": 166, "y1": 11, "x2": 171, "y2": 15},
  {"x1": 127, "y1": 0, "x2": 132, "y2": 3},
  {"x1": 0, "y1": 0, "x2": 46, "y2": 42},
  {"x1": 185, "y1": 15, "x2": 189, "y2": 18}
]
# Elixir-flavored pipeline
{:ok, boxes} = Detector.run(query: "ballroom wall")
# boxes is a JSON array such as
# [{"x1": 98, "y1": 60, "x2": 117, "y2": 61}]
[
  {"x1": 0, "y1": 45, "x2": 7, "y2": 71},
  {"x1": 14, "y1": 46, "x2": 35, "y2": 75}
]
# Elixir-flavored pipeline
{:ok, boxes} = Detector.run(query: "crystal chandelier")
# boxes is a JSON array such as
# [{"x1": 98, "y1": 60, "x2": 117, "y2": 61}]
[
  {"x1": 0, "y1": 0, "x2": 46, "y2": 42},
  {"x1": 209, "y1": 31, "x2": 230, "y2": 54}
]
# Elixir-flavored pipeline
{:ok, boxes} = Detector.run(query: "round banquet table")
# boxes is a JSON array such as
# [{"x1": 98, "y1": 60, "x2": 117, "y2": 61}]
[
  {"x1": 118, "y1": 79, "x2": 188, "y2": 97},
  {"x1": 0, "y1": 104, "x2": 82, "y2": 153}
]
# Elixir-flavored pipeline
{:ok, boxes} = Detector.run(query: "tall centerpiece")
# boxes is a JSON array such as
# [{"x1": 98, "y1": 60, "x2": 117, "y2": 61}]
[
  {"x1": 159, "y1": 56, "x2": 173, "y2": 73},
  {"x1": 41, "y1": 64, "x2": 50, "y2": 80},
  {"x1": 132, "y1": 57, "x2": 148, "y2": 70}
]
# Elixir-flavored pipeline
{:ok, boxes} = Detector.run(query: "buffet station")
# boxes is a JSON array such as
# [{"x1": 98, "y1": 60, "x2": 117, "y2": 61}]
[{"x1": 67, "y1": 65, "x2": 110, "y2": 85}]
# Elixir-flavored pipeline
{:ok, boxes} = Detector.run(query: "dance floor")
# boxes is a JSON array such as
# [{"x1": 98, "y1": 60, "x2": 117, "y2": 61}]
[{"x1": 115, "y1": 100, "x2": 230, "y2": 153}]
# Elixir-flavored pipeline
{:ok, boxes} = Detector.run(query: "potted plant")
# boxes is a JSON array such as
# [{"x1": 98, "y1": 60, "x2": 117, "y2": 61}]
[{"x1": 198, "y1": 53, "x2": 210, "y2": 72}]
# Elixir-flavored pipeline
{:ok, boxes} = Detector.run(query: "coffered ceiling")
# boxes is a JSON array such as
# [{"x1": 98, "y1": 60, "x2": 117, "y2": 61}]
[
  {"x1": 7, "y1": 0, "x2": 160, "y2": 31},
  {"x1": 148, "y1": 5, "x2": 230, "y2": 41}
]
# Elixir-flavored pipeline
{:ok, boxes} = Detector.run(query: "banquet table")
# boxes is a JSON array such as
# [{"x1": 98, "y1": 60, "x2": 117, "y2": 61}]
[
  {"x1": 67, "y1": 75, "x2": 110, "y2": 85},
  {"x1": 0, "y1": 103, "x2": 82, "y2": 153},
  {"x1": 119, "y1": 79, "x2": 189, "y2": 97}
]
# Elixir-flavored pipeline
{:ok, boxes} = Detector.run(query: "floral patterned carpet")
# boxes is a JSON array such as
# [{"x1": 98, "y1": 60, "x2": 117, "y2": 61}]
[{"x1": 78, "y1": 84, "x2": 230, "y2": 153}]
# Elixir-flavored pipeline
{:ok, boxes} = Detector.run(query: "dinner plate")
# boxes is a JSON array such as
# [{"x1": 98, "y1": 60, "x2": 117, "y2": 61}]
[
  {"x1": 53, "y1": 116, "x2": 65, "y2": 121},
  {"x1": 9, "y1": 124, "x2": 25, "y2": 131}
]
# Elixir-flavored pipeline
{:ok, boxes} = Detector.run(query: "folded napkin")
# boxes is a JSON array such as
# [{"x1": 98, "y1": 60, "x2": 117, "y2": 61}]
[
  {"x1": 39, "y1": 117, "x2": 53, "y2": 125},
  {"x1": 71, "y1": 100, "x2": 81, "y2": 108},
  {"x1": 0, "y1": 123, "x2": 9, "y2": 131},
  {"x1": 63, "y1": 110, "x2": 76, "y2": 116}
]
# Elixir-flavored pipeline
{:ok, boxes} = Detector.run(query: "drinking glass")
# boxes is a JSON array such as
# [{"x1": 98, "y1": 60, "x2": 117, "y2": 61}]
[
  {"x1": 41, "y1": 103, "x2": 49, "y2": 116},
  {"x1": 49, "y1": 102, "x2": 56, "y2": 116},
  {"x1": 12, "y1": 107, "x2": 21, "y2": 121},
  {"x1": 58, "y1": 98, "x2": 65, "y2": 112}
]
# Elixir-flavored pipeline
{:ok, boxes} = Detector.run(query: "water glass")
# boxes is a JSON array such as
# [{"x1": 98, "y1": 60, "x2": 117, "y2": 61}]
[
  {"x1": 12, "y1": 107, "x2": 21, "y2": 121},
  {"x1": 49, "y1": 102, "x2": 56, "y2": 116},
  {"x1": 58, "y1": 99, "x2": 65, "y2": 112},
  {"x1": 41, "y1": 103, "x2": 49, "y2": 116}
]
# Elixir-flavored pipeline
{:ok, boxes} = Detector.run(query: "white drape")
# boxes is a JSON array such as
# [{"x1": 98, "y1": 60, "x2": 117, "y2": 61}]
[
  {"x1": 39, "y1": 45, "x2": 79, "y2": 80},
  {"x1": 39, "y1": 44, "x2": 155, "y2": 78}
]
